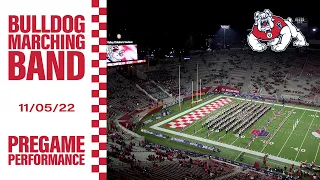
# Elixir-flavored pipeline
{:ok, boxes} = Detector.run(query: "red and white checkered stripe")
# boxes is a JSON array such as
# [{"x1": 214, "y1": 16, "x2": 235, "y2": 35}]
[
  {"x1": 91, "y1": 0, "x2": 107, "y2": 179},
  {"x1": 166, "y1": 98, "x2": 232, "y2": 129}
]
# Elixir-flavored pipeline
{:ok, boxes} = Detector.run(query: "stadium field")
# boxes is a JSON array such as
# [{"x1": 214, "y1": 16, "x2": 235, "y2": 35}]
[{"x1": 137, "y1": 94, "x2": 320, "y2": 167}]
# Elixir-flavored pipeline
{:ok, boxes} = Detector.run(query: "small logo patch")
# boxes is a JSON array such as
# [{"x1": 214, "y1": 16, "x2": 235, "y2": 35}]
[
  {"x1": 250, "y1": 129, "x2": 269, "y2": 137},
  {"x1": 267, "y1": 33, "x2": 272, "y2": 38}
]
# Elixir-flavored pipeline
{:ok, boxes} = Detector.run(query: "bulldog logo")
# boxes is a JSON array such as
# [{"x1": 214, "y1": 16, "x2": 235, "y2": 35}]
[{"x1": 247, "y1": 9, "x2": 308, "y2": 52}]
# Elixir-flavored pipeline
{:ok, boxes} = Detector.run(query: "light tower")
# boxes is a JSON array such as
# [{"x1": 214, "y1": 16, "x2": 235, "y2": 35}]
[
  {"x1": 221, "y1": 25, "x2": 230, "y2": 49},
  {"x1": 312, "y1": 28, "x2": 317, "y2": 39}
]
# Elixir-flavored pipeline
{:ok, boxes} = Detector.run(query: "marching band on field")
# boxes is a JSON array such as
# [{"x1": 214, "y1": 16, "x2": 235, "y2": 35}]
[{"x1": 201, "y1": 101, "x2": 271, "y2": 137}]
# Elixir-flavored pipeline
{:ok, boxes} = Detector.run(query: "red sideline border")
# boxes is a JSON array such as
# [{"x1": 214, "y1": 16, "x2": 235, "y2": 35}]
[{"x1": 91, "y1": 0, "x2": 107, "y2": 179}]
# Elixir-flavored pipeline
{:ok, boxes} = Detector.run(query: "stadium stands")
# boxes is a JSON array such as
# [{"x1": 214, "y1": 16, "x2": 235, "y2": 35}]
[
  {"x1": 138, "y1": 80, "x2": 169, "y2": 100},
  {"x1": 108, "y1": 159, "x2": 236, "y2": 180},
  {"x1": 108, "y1": 72, "x2": 152, "y2": 119},
  {"x1": 108, "y1": 133, "x2": 242, "y2": 180},
  {"x1": 109, "y1": 50, "x2": 320, "y2": 110},
  {"x1": 229, "y1": 171, "x2": 277, "y2": 180},
  {"x1": 139, "y1": 59, "x2": 189, "y2": 96}
]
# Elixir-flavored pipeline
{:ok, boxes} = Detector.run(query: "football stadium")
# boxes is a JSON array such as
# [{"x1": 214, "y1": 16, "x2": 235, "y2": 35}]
[
  {"x1": 108, "y1": 6, "x2": 320, "y2": 180},
  {"x1": 108, "y1": 49, "x2": 320, "y2": 179}
]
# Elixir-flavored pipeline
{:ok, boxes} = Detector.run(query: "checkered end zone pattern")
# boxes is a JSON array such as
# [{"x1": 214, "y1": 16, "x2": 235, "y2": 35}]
[
  {"x1": 165, "y1": 98, "x2": 232, "y2": 129},
  {"x1": 91, "y1": 0, "x2": 107, "y2": 179}
]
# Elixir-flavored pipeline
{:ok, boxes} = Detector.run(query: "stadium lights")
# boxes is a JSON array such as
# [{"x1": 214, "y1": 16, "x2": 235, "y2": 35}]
[
  {"x1": 312, "y1": 28, "x2": 316, "y2": 39},
  {"x1": 221, "y1": 25, "x2": 230, "y2": 49},
  {"x1": 221, "y1": 25, "x2": 230, "y2": 29}
]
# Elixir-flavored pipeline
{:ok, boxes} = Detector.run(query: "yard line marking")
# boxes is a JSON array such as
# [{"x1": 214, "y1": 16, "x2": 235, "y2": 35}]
[
  {"x1": 221, "y1": 133, "x2": 228, "y2": 139},
  {"x1": 294, "y1": 112, "x2": 317, "y2": 161},
  {"x1": 260, "y1": 108, "x2": 293, "y2": 152},
  {"x1": 277, "y1": 110, "x2": 306, "y2": 156},
  {"x1": 231, "y1": 137, "x2": 239, "y2": 145},
  {"x1": 234, "y1": 151, "x2": 243, "y2": 161},
  {"x1": 314, "y1": 141, "x2": 320, "y2": 162}
]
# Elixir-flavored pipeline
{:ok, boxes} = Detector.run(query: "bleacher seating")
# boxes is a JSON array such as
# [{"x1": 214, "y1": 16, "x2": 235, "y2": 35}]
[
  {"x1": 124, "y1": 50, "x2": 320, "y2": 104},
  {"x1": 139, "y1": 81, "x2": 168, "y2": 100},
  {"x1": 108, "y1": 73, "x2": 151, "y2": 119},
  {"x1": 109, "y1": 150, "x2": 236, "y2": 180},
  {"x1": 229, "y1": 171, "x2": 277, "y2": 180}
]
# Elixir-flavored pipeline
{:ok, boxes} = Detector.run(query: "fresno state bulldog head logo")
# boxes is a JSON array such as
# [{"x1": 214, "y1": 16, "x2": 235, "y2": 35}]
[
  {"x1": 106, "y1": 45, "x2": 138, "y2": 62},
  {"x1": 247, "y1": 9, "x2": 308, "y2": 52},
  {"x1": 312, "y1": 130, "x2": 320, "y2": 138},
  {"x1": 107, "y1": 45, "x2": 125, "y2": 62}
]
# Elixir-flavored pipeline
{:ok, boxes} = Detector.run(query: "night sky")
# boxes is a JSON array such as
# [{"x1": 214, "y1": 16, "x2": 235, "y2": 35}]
[{"x1": 108, "y1": 1, "x2": 319, "y2": 46}]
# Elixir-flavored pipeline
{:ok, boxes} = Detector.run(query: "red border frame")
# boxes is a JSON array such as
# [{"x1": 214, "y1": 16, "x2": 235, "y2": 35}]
[
  {"x1": 91, "y1": 0, "x2": 107, "y2": 179},
  {"x1": 107, "y1": 59, "x2": 146, "y2": 66}
]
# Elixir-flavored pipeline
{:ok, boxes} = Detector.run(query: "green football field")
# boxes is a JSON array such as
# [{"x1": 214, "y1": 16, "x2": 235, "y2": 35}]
[{"x1": 136, "y1": 94, "x2": 320, "y2": 168}]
